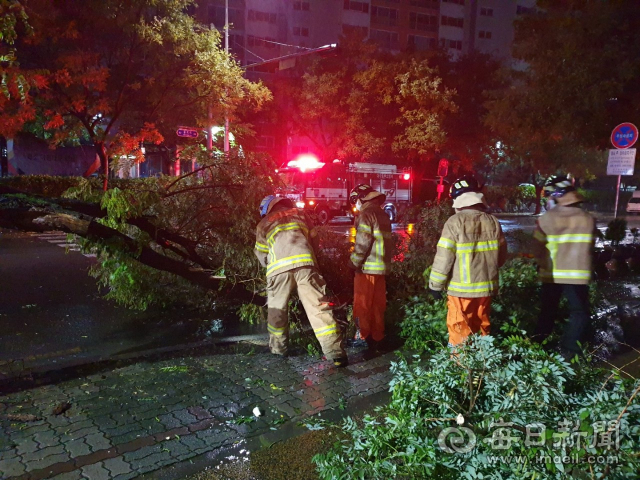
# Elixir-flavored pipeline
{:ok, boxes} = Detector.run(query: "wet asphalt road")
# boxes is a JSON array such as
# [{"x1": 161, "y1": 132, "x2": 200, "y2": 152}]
[{"x1": 0, "y1": 231, "x2": 229, "y2": 373}]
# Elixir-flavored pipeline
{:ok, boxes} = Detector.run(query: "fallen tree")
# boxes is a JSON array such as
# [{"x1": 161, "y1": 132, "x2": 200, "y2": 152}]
[{"x1": 0, "y1": 152, "x2": 277, "y2": 308}]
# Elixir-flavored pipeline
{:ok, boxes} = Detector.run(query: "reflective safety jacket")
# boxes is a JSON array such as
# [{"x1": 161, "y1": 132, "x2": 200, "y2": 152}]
[
  {"x1": 350, "y1": 199, "x2": 393, "y2": 275},
  {"x1": 429, "y1": 209, "x2": 507, "y2": 298},
  {"x1": 533, "y1": 192, "x2": 595, "y2": 285},
  {"x1": 254, "y1": 208, "x2": 318, "y2": 278}
]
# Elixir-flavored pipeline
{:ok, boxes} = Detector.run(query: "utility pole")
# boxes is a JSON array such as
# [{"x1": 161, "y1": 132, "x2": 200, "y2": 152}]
[
  {"x1": 208, "y1": 24, "x2": 215, "y2": 153},
  {"x1": 224, "y1": 0, "x2": 230, "y2": 155}
]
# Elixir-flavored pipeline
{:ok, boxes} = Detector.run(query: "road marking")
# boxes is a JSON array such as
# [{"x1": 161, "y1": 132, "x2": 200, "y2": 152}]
[{"x1": 32, "y1": 232, "x2": 97, "y2": 258}]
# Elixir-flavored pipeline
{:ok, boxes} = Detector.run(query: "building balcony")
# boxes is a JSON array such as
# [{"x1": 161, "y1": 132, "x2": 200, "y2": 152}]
[{"x1": 371, "y1": 16, "x2": 398, "y2": 27}]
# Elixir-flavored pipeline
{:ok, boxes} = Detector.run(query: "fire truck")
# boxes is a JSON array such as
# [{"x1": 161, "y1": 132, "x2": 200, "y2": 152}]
[{"x1": 277, "y1": 154, "x2": 412, "y2": 224}]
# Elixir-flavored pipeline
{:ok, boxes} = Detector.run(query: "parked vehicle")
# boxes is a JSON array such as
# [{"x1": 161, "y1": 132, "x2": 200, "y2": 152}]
[
  {"x1": 277, "y1": 155, "x2": 412, "y2": 224},
  {"x1": 626, "y1": 191, "x2": 640, "y2": 215}
]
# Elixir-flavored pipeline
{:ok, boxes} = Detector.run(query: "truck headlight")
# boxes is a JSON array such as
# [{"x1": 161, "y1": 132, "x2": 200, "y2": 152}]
[{"x1": 296, "y1": 201, "x2": 305, "y2": 209}]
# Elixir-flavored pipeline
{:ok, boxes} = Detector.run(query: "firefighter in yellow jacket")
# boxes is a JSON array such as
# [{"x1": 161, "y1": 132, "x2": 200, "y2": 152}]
[
  {"x1": 348, "y1": 184, "x2": 393, "y2": 351},
  {"x1": 428, "y1": 176, "x2": 508, "y2": 348},
  {"x1": 532, "y1": 175, "x2": 595, "y2": 357},
  {"x1": 255, "y1": 195, "x2": 348, "y2": 367}
]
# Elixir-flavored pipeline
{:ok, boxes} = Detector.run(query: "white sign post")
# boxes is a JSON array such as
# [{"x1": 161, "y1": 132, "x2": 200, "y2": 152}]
[{"x1": 607, "y1": 148, "x2": 636, "y2": 218}]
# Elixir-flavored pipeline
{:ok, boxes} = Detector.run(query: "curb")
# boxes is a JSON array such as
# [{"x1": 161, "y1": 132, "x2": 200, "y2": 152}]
[{"x1": 0, "y1": 334, "x2": 269, "y2": 391}]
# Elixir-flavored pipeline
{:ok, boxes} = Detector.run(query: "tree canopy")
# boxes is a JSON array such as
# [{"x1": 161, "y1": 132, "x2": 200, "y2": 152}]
[
  {"x1": 276, "y1": 37, "x2": 457, "y2": 165},
  {"x1": 4, "y1": 0, "x2": 270, "y2": 188},
  {"x1": 485, "y1": 0, "x2": 640, "y2": 192},
  {"x1": 0, "y1": 0, "x2": 44, "y2": 137}
]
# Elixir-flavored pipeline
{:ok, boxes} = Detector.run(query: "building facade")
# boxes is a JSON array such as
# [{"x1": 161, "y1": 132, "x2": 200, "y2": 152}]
[{"x1": 197, "y1": 0, "x2": 537, "y2": 63}]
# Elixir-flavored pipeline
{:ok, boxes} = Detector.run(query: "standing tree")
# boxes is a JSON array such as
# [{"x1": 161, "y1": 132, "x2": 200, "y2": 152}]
[
  {"x1": 485, "y1": 0, "x2": 639, "y2": 211},
  {"x1": 277, "y1": 37, "x2": 457, "y2": 165},
  {"x1": 0, "y1": 0, "x2": 45, "y2": 139},
  {"x1": 12, "y1": 0, "x2": 270, "y2": 189},
  {"x1": 275, "y1": 37, "x2": 457, "y2": 203}
]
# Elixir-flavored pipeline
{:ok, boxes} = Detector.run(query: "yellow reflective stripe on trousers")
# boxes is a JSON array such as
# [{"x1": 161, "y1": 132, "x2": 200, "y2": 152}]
[
  {"x1": 546, "y1": 234, "x2": 594, "y2": 243},
  {"x1": 314, "y1": 323, "x2": 338, "y2": 337},
  {"x1": 540, "y1": 269, "x2": 591, "y2": 280},
  {"x1": 266, "y1": 254, "x2": 314, "y2": 275},
  {"x1": 268, "y1": 324, "x2": 285, "y2": 336},
  {"x1": 255, "y1": 242, "x2": 269, "y2": 253},
  {"x1": 437, "y1": 237, "x2": 456, "y2": 251},
  {"x1": 267, "y1": 222, "x2": 308, "y2": 244}
]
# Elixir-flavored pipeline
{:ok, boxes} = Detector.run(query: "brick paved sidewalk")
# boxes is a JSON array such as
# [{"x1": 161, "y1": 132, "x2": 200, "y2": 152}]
[{"x1": 0, "y1": 348, "x2": 394, "y2": 480}]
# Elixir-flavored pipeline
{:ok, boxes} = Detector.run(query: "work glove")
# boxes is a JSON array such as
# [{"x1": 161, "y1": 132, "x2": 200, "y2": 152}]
[{"x1": 428, "y1": 289, "x2": 443, "y2": 301}]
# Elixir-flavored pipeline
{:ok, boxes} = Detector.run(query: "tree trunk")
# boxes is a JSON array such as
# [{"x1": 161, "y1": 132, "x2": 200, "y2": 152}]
[
  {"x1": 30, "y1": 213, "x2": 263, "y2": 303},
  {"x1": 96, "y1": 141, "x2": 109, "y2": 191},
  {"x1": 0, "y1": 187, "x2": 262, "y2": 304},
  {"x1": 534, "y1": 185, "x2": 543, "y2": 215}
]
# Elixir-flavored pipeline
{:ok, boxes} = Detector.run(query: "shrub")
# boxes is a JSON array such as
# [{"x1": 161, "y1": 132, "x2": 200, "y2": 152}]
[
  {"x1": 389, "y1": 201, "x2": 453, "y2": 298},
  {"x1": 503, "y1": 229, "x2": 535, "y2": 257},
  {"x1": 398, "y1": 295, "x2": 448, "y2": 353},
  {"x1": 0, "y1": 175, "x2": 155, "y2": 199},
  {"x1": 314, "y1": 336, "x2": 640, "y2": 479},
  {"x1": 315, "y1": 226, "x2": 355, "y2": 302},
  {"x1": 492, "y1": 257, "x2": 541, "y2": 335},
  {"x1": 605, "y1": 218, "x2": 627, "y2": 247},
  {"x1": 484, "y1": 185, "x2": 537, "y2": 213},
  {"x1": 0, "y1": 175, "x2": 83, "y2": 197}
]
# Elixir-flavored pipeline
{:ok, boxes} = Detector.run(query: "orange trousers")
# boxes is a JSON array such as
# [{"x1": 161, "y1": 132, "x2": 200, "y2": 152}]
[
  {"x1": 446, "y1": 296, "x2": 491, "y2": 347},
  {"x1": 353, "y1": 273, "x2": 386, "y2": 342}
]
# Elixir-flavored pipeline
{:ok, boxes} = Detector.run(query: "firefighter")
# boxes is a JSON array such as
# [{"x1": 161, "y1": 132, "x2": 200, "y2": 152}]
[
  {"x1": 532, "y1": 175, "x2": 595, "y2": 358},
  {"x1": 428, "y1": 176, "x2": 508, "y2": 349},
  {"x1": 254, "y1": 195, "x2": 348, "y2": 367},
  {"x1": 348, "y1": 184, "x2": 393, "y2": 351}
]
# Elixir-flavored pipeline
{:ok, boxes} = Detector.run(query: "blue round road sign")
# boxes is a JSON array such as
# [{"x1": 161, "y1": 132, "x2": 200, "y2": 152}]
[{"x1": 611, "y1": 122, "x2": 638, "y2": 149}]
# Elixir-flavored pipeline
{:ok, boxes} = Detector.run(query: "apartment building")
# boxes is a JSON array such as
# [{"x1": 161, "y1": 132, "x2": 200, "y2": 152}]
[{"x1": 198, "y1": 0, "x2": 538, "y2": 64}]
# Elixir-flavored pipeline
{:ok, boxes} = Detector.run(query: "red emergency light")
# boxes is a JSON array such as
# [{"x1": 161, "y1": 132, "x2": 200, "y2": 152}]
[
  {"x1": 403, "y1": 173, "x2": 411, "y2": 181},
  {"x1": 287, "y1": 154, "x2": 325, "y2": 172}
]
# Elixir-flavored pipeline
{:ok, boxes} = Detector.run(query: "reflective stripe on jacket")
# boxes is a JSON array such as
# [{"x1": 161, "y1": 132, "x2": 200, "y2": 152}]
[
  {"x1": 533, "y1": 198, "x2": 595, "y2": 285},
  {"x1": 254, "y1": 208, "x2": 317, "y2": 277},
  {"x1": 429, "y1": 209, "x2": 507, "y2": 298},
  {"x1": 350, "y1": 199, "x2": 393, "y2": 275}
]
